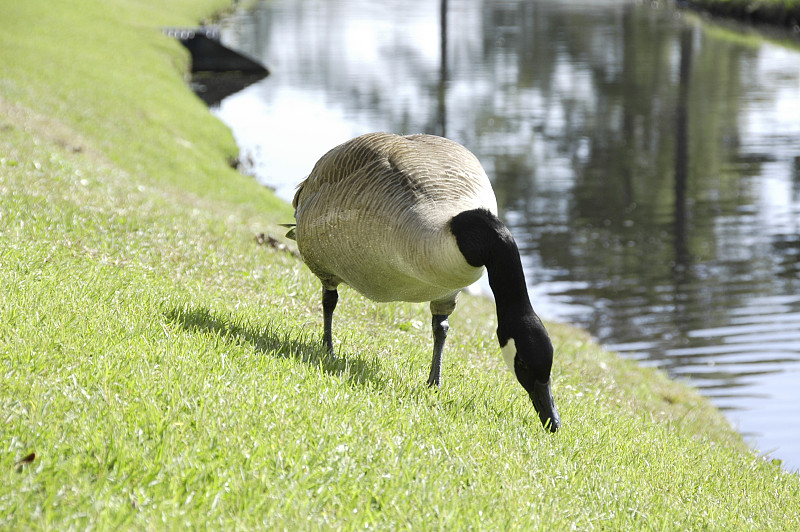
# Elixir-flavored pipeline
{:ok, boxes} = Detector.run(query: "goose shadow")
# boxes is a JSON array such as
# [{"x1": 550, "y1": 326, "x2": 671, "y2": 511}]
[
  {"x1": 164, "y1": 306, "x2": 527, "y2": 425},
  {"x1": 165, "y1": 305, "x2": 384, "y2": 387}
]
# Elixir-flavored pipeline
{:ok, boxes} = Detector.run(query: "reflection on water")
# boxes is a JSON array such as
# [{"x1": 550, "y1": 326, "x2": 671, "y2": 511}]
[{"x1": 213, "y1": 0, "x2": 800, "y2": 471}]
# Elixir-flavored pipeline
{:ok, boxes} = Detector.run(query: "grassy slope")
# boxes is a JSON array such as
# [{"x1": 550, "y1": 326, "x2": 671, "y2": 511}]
[
  {"x1": 686, "y1": 0, "x2": 800, "y2": 27},
  {"x1": 1, "y1": 0, "x2": 798, "y2": 529}
]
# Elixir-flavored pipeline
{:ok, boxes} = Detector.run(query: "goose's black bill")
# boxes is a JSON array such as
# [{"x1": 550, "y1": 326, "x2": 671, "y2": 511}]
[{"x1": 530, "y1": 379, "x2": 561, "y2": 433}]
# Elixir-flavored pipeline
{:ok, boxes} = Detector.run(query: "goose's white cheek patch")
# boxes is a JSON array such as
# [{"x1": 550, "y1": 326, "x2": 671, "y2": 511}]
[{"x1": 501, "y1": 338, "x2": 516, "y2": 372}]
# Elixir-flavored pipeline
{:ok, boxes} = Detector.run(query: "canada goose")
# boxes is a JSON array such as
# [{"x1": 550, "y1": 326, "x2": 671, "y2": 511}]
[{"x1": 287, "y1": 132, "x2": 560, "y2": 432}]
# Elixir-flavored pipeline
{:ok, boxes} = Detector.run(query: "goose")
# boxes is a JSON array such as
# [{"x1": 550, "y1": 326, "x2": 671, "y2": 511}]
[{"x1": 286, "y1": 132, "x2": 560, "y2": 432}]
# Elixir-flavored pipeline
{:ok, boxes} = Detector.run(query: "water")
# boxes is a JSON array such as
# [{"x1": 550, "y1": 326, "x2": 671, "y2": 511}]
[{"x1": 207, "y1": 0, "x2": 800, "y2": 472}]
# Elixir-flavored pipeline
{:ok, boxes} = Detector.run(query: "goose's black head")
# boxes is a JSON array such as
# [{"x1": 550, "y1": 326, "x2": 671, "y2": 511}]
[{"x1": 499, "y1": 316, "x2": 561, "y2": 433}]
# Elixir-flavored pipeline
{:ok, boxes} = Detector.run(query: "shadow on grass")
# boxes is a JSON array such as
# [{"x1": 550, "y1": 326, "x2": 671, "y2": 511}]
[
  {"x1": 165, "y1": 305, "x2": 384, "y2": 388},
  {"x1": 164, "y1": 306, "x2": 528, "y2": 427}
]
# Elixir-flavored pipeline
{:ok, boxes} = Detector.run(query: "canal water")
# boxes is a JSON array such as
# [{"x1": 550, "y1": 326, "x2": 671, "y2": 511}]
[{"x1": 206, "y1": 0, "x2": 800, "y2": 472}]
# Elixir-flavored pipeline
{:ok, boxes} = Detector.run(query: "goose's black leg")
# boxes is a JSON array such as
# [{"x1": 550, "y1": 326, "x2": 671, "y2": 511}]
[
  {"x1": 427, "y1": 314, "x2": 449, "y2": 387},
  {"x1": 322, "y1": 288, "x2": 338, "y2": 353}
]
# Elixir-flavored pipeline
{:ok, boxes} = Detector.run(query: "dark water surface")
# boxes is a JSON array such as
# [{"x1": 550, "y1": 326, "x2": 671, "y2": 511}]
[{"x1": 209, "y1": 0, "x2": 800, "y2": 471}]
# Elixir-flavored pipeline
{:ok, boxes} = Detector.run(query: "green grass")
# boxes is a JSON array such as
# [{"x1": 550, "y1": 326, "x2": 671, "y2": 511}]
[
  {"x1": 686, "y1": 0, "x2": 800, "y2": 27},
  {"x1": 1, "y1": 0, "x2": 799, "y2": 529}
]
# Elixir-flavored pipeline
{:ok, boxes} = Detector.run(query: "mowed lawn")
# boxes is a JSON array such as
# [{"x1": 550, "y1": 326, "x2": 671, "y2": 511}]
[{"x1": 1, "y1": 0, "x2": 799, "y2": 529}]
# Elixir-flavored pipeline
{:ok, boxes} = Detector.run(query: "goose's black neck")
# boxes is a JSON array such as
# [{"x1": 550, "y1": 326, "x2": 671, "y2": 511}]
[{"x1": 449, "y1": 209, "x2": 538, "y2": 339}]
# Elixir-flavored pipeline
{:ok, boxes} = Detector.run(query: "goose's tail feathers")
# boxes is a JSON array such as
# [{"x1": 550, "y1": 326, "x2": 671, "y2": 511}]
[{"x1": 279, "y1": 223, "x2": 297, "y2": 240}]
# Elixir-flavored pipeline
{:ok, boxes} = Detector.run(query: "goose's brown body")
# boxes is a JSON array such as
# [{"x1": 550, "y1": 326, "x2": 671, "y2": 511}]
[{"x1": 293, "y1": 132, "x2": 497, "y2": 313}]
